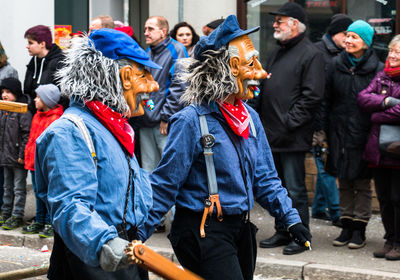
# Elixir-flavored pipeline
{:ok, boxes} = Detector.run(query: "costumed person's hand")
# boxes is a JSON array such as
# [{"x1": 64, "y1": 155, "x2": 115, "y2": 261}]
[
  {"x1": 17, "y1": 158, "x2": 24, "y2": 165},
  {"x1": 288, "y1": 223, "x2": 312, "y2": 248},
  {"x1": 159, "y1": 121, "x2": 168, "y2": 135},
  {"x1": 99, "y1": 237, "x2": 130, "y2": 272}
]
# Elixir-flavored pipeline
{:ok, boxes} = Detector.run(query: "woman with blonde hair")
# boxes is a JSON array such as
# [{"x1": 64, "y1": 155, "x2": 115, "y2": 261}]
[{"x1": 358, "y1": 34, "x2": 400, "y2": 260}]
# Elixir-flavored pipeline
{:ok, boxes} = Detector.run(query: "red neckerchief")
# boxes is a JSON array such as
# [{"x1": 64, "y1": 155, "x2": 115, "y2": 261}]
[
  {"x1": 85, "y1": 100, "x2": 135, "y2": 156},
  {"x1": 217, "y1": 99, "x2": 250, "y2": 139},
  {"x1": 384, "y1": 59, "x2": 400, "y2": 78}
]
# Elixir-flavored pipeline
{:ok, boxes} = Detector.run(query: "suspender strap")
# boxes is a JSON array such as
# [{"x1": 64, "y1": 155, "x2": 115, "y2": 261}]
[
  {"x1": 199, "y1": 115, "x2": 218, "y2": 194},
  {"x1": 63, "y1": 114, "x2": 97, "y2": 167},
  {"x1": 249, "y1": 115, "x2": 256, "y2": 138},
  {"x1": 199, "y1": 115, "x2": 223, "y2": 238}
]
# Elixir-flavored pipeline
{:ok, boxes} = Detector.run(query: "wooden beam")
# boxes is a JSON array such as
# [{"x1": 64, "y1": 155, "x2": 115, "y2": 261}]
[
  {"x1": 0, "y1": 100, "x2": 28, "y2": 113},
  {"x1": 237, "y1": 0, "x2": 247, "y2": 29}
]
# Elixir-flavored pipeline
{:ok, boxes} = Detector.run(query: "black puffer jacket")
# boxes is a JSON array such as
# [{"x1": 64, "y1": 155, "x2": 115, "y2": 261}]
[
  {"x1": 0, "y1": 98, "x2": 32, "y2": 168},
  {"x1": 321, "y1": 49, "x2": 384, "y2": 179},
  {"x1": 259, "y1": 33, "x2": 325, "y2": 152},
  {"x1": 23, "y1": 44, "x2": 67, "y2": 111}
]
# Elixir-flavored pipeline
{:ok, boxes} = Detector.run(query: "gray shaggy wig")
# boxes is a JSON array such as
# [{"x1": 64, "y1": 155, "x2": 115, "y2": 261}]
[
  {"x1": 179, "y1": 47, "x2": 238, "y2": 105},
  {"x1": 56, "y1": 35, "x2": 129, "y2": 113}
]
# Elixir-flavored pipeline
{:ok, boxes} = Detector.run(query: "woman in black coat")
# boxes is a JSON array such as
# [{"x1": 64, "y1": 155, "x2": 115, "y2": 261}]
[{"x1": 321, "y1": 20, "x2": 384, "y2": 249}]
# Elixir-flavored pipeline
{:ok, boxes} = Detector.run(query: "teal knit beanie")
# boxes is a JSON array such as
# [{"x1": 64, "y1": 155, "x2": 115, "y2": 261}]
[{"x1": 347, "y1": 20, "x2": 374, "y2": 47}]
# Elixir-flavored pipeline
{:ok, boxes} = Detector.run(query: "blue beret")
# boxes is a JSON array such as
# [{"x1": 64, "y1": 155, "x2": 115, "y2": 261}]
[
  {"x1": 89, "y1": 28, "x2": 162, "y2": 69},
  {"x1": 194, "y1": 15, "x2": 260, "y2": 61}
]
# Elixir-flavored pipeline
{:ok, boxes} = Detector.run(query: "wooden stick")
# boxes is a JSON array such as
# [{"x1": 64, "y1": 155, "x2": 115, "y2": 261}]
[
  {"x1": 0, "y1": 100, "x2": 28, "y2": 113},
  {"x1": 126, "y1": 241, "x2": 203, "y2": 280},
  {"x1": 0, "y1": 264, "x2": 48, "y2": 280}
]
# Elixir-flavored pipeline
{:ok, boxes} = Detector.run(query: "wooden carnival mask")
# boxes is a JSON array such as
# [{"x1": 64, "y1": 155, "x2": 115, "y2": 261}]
[
  {"x1": 228, "y1": 35, "x2": 267, "y2": 100},
  {"x1": 120, "y1": 60, "x2": 159, "y2": 117}
]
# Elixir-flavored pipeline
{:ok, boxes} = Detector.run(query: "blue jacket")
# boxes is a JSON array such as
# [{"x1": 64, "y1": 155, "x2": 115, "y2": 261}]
[
  {"x1": 136, "y1": 36, "x2": 188, "y2": 127},
  {"x1": 35, "y1": 103, "x2": 152, "y2": 267},
  {"x1": 139, "y1": 102, "x2": 301, "y2": 240}
]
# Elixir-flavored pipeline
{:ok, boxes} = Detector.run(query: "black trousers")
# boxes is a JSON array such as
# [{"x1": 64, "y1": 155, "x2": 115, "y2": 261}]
[
  {"x1": 169, "y1": 208, "x2": 251, "y2": 280},
  {"x1": 48, "y1": 229, "x2": 148, "y2": 280},
  {"x1": 373, "y1": 168, "x2": 400, "y2": 244},
  {"x1": 272, "y1": 152, "x2": 309, "y2": 230}
]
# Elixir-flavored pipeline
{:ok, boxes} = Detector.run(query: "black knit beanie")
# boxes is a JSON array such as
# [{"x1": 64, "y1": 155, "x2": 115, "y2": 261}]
[
  {"x1": 0, "y1": 77, "x2": 22, "y2": 99},
  {"x1": 328, "y1": 14, "x2": 353, "y2": 36}
]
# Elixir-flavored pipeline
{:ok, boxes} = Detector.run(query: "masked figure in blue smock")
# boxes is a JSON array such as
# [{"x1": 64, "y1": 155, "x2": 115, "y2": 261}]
[
  {"x1": 35, "y1": 29, "x2": 161, "y2": 279},
  {"x1": 138, "y1": 15, "x2": 311, "y2": 280}
]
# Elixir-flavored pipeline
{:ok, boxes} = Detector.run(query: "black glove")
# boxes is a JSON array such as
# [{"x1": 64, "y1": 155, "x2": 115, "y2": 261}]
[{"x1": 288, "y1": 223, "x2": 312, "y2": 247}]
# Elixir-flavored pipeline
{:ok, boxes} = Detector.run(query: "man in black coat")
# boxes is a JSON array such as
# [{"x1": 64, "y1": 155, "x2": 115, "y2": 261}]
[
  {"x1": 258, "y1": 2, "x2": 325, "y2": 255},
  {"x1": 315, "y1": 14, "x2": 353, "y2": 67},
  {"x1": 311, "y1": 14, "x2": 353, "y2": 226}
]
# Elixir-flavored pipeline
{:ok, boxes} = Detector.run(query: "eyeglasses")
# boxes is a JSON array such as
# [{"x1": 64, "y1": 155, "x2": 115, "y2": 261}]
[
  {"x1": 273, "y1": 19, "x2": 288, "y2": 25},
  {"x1": 389, "y1": 49, "x2": 400, "y2": 56}
]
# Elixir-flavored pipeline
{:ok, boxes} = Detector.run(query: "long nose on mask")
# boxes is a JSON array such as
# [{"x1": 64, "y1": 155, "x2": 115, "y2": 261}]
[
  {"x1": 254, "y1": 59, "x2": 268, "y2": 80},
  {"x1": 145, "y1": 73, "x2": 159, "y2": 93}
]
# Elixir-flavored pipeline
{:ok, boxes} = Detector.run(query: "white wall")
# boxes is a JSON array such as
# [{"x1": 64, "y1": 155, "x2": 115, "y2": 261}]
[
  {"x1": 0, "y1": 0, "x2": 54, "y2": 82},
  {"x1": 149, "y1": 0, "x2": 236, "y2": 36}
]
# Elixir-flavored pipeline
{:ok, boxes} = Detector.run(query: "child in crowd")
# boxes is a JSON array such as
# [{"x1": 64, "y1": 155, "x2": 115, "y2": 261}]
[
  {"x1": 22, "y1": 84, "x2": 63, "y2": 238},
  {"x1": 0, "y1": 77, "x2": 32, "y2": 229}
]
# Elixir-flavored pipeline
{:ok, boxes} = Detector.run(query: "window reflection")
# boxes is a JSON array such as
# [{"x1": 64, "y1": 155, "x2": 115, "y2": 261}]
[{"x1": 247, "y1": 0, "x2": 396, "y2": 64}]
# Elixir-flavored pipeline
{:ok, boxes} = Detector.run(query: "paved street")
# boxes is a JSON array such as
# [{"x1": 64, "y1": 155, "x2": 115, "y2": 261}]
[{"x1": 0, "y1": 184, "x2": 399, "y2": 279}]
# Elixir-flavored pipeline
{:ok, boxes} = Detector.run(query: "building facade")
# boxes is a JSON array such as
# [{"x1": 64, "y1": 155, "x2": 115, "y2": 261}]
[
  {"x1": 245, "y1": 0, "x2": 398, "y2": 65},
  {"x1": 1, "y1": 0, "x2": 398, "y2": 84}
]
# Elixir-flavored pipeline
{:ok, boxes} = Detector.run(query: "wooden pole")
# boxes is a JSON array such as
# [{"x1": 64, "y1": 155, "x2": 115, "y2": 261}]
[
  {"x1": 126, "y1": 241, "x2": 203, "y2": 280},
  {"x1": 0, "y1": 264, "x2": 48, "y2": 280},
  {"x1": 0, "y1": 100, "x2": 28, "y2": 113}
]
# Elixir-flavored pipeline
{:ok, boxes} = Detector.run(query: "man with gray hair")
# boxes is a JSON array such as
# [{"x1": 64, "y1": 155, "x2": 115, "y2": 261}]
[
  {"x1": 139, "y1": 15, "x2": 187, "y2": 173},
  {"x1": 257, "y1": 2, "x2": 325, "y2": 255}
]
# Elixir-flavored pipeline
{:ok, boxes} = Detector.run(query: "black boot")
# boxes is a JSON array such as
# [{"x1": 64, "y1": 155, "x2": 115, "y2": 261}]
[
  {"x1": 348, "y1": 220, "x2": 367, "y2": 249},
  {"x1": 259, "y1": 231, "x2": 291, "y2": 248},
  {"x1": 332, "y1": 217, "x2": 353, "y2": 246}
]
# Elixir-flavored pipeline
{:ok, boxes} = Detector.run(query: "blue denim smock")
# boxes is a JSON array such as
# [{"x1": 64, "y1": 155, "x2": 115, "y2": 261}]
[
  {"x1": 139, "y1": 102, "x2": 301, "y2": 240},
  {"x1": 35, "y1": 102, "x2": 152, "y2": 267}
]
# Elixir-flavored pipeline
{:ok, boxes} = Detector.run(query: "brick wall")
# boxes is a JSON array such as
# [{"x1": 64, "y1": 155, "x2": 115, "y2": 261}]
[{"x1": 304, "y1": 153, "x2": 380, "y2": 213}]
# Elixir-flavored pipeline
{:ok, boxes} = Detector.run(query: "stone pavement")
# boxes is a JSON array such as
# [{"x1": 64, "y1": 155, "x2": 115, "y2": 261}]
[{"x1": 0, "y1": 184, "x2": 399, "y2": 279}]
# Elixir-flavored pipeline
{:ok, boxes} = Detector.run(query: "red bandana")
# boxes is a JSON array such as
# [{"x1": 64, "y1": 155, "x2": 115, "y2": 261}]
[
  {"x1": 85, "y1": 100, "x2": 135, "y2": 156},
  {"x1": 218, "y1": 99, "x2": 250, "y2": 139},
  {"x1": 384, "y1": 59, "x2": 400, "y2": 78}
]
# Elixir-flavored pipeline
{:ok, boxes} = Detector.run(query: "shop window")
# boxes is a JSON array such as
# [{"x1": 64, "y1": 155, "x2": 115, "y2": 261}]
[
  {"x1": 298, "y1": 0, "x2": 343, "y2": 42},
  {"x1": 247, "y1": 0, "x2": 395, "y2": 64},
  {"x1": 347, "y1": 0, "x2": 396, "y2": 61},
  {"x1": 246, "y1": 0, "x2": 342, "y2": 66}
]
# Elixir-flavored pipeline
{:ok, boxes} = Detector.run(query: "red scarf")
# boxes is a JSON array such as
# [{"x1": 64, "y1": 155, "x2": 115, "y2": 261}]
[
  {"x1": 384, "y1": 59, "x2": 400, "y2": 78},
  {"x1": 85, "y1": 100, "x2": 135, "y2": 156},
  {"x1": 218, "y1": 99, "x2": 250, "y2": 139}
]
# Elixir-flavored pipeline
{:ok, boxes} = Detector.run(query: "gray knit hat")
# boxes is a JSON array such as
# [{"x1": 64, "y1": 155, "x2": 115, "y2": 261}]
[{"x1": 35, "y1": 84, "x2": 60, "y2": 108}]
